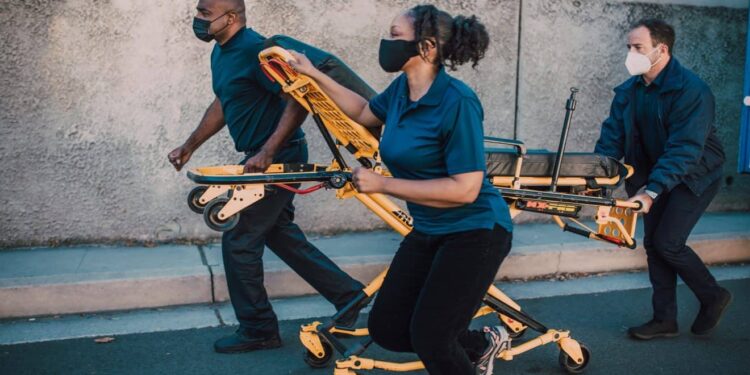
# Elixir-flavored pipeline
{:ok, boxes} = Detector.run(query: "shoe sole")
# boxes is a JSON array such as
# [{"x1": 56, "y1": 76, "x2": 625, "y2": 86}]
[
  {"x1": 692, "y1": 292, "x2": 733, "y2": 336},
  {"x1": 214, "y1": 339, "x2": 282, "y2": 354},
  {"x1": 629, "y1": 331, "x2": 680, "y2": 340}
]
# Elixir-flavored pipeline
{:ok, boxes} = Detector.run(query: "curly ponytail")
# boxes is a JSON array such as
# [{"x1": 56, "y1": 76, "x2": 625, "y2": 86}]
[
  {"x1": 408, "y1": 5, "x2": 490, "y2": 70},
  {"x1": 447, "y1": 15, "x2": 489, "y2": 69}
]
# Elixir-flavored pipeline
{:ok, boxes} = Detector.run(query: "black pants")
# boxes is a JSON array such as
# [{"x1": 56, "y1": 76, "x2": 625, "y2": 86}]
[
  {"x1": 643, "y1": 180, "x2": 722, "y2": 322},
  {"x1": 222, "y1": 141, "x2": 364, "y2": 337},
  {"x1": 368, "y1": 224, "x2": 512, "y2": 375}
]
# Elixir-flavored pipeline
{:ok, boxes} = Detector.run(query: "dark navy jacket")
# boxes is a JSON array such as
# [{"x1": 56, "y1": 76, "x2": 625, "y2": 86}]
[{"x1": 595, "y1": 58, "x2": 725, "y2": 197}]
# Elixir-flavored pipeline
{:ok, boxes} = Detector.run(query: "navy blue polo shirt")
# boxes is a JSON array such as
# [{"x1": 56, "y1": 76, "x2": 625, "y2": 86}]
[
  {"x1": 369, "y1": 67, "x2": 513, "y2": 235},
  {"x1": 211, "y1": 28, "x2": 304, "y2": 153}
]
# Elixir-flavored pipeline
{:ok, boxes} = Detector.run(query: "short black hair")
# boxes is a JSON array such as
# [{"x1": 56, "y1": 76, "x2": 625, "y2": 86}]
[{"x1": 631, "y1": 18, "x2": 675, "y2": 56}]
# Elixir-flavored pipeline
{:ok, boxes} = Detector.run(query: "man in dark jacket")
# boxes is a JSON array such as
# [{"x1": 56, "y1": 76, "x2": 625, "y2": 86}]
[
  {"x1": 595, "y1": 19, "x2": 731, "y2": 340},
  {"x1": 168, "y1": 0, "x2": 373, "y2": 353}
]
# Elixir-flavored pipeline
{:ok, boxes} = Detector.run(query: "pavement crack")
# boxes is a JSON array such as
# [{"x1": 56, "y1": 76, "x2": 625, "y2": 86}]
[
  {"x1": 197, "y1": 245, "x2": 216, "y2": 303},
  {"x1": 214, "y1": 308, "x2": 226, "y2": 326},
  {"x1": 74, "y1": 249, "x2": 88, "y2": 273}
]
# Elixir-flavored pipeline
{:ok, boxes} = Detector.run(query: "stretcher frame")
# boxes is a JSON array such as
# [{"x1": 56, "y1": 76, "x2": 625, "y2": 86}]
[{"x1": 185, "y1": 47, "x2": 641, "y2": 374}]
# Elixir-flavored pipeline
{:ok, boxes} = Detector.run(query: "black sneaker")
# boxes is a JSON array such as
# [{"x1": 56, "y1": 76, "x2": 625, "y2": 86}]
[
  {"x1": 691, "y1": 287, "x2": 732, "y2": 336},
  {"x1": 627, "y1": 319, "x2": 679, "y2": 340},
  {"x1": 214, "y1": 330, "x2": 282, "y2": 354}
]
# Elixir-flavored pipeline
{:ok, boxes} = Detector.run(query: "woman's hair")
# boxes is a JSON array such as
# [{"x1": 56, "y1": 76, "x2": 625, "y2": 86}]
[{"x1": 408, "y1": 4, "x2": 490, "y2": 70}]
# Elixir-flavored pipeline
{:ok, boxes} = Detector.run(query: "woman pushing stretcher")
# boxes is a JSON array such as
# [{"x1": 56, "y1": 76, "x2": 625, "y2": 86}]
[{"x1": 289, "y1": 5, "x2": 513, "y2": 375}]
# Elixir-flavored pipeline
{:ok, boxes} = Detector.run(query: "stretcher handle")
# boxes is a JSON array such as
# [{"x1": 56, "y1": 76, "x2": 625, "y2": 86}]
[
  {"x1": 550, "y1": 87, "x2": 579, "y2": 192},
  {"x1": 560, "y1": 218, "x2": 637, "y2": 249},
  {"x1": 484, "y1": 136, "x2": 527, "y2": 155},
  {"x1": 259, "y1": 46, "x2": 296, "y2": 64},
  {"x1": 615, "y1": 200, "x2": 643, "y2": 210}
]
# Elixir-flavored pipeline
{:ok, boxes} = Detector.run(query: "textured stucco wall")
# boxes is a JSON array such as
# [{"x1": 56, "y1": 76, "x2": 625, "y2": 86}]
[
  {"x1": 0, "y1": 0, "x2": 519, "y2": 246},
  {"x1": 0, "y1": 0, "x2": 746, "y2": 247}
]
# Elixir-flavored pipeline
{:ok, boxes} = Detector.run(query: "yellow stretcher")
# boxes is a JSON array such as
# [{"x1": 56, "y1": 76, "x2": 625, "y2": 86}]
[{"x1": 185, "y1": 46, "x2": 642, "y2": 374}]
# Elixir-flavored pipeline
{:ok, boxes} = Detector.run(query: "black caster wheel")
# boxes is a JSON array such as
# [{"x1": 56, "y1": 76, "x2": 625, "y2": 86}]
[
  {"x1": 303, "y1": 341, "x2": 333, "y2": 368},
  {"x1": 187, "y1": 186, "x2": 209, "y2": 214},
  {"x1": 558, "y1": 343, "x2": 590, "y2": 374},
  {"x1": 203, "y1": 197, "x2": 239, "y2": 232},
  {"x1": 329, "y1": 173, "x2": 348, "y2": 189},
  {"x1": 498, "y1": 315, "x2": 526, "y2": 339},
  {"x1": 505, "y1": 325, "x2": 526, "y2": 340}
]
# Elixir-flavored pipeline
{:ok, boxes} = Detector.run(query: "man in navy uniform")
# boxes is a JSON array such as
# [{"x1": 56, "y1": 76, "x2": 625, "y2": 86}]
[
  {"x1": 595, "y1": 19, "x2": 731, "y2": 340},
  {"x1": 168, "y1": 0, "x2": 365, "y2": 353}
]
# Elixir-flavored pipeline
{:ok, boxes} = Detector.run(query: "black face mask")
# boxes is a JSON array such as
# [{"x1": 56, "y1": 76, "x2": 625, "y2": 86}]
[
  {"x1": 378, "y1": 39, "x2": 420, "y2": 73},
  {"x1": 193, "y1": 12, "x2": 231, "y2": 43}
]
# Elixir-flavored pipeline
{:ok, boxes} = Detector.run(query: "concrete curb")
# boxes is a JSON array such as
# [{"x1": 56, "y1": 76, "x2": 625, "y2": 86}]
[
  {"x1": 208, "y1": 233, "x2": 750, "y2": 302},
  {"x1": 0, "y1": 273, "x2": 211, "y2": 318},
  {"x1": 1, "y1": 224, "x2": 748, "y2": 319},
  {"x1": 0, "y1": 245, "x2": 211, "y2": 319}
]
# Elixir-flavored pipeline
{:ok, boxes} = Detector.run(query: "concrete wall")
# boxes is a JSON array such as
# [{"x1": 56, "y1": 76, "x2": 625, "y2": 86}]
[{"x1": 0, "y1": 0, "x2": 747, "y2": 247}]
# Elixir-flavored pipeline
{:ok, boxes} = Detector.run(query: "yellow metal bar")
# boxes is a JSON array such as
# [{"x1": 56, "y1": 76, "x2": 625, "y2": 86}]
[
  {"x1": 330, "y1": 327, "x2": 370, "y2": 337},
  {"x1": 474, "y1": 306, "x2": 496, "y2": 318},
  {"x1": 362, "y1": 269, "x2": 387, "y2": 297},
  {"x1": 492, "y1": 175, "x2": 621, "y2": 188},
  {"x1": 569, "y1": 217, "x2": 597, "y2": 234},
  {"x1": 190, "y1": 165, "x2": 244, "y2": 176},
  {"x1": 614, "y1": 199, "x2": 641, "y2": 209},
  {"x1": 258, "y1": 47, "x2": 381, "y2": 160},
  {"x1": 354, "y1": 193, "x2": 412, "y2": 237},
  {"x1": 299, "y1": 322, "x2": 326, "y2": 359},
  {"x1": 217, "y1": 184, "x2": 264, "y2": 218},
  {"x1": 558, "y1": 337, "x2": 585, "y2": 365},
  {"x1": 552, "y1": 215, "x2": 566, "y2": 229},
  {"x1": 499, "y1": 330, "x2": 569, "y2": 361},
  {"x1": 372, "y1": 360, "x2": 426, "y2": 372},
  {"x1": 486, "y1": 284, "x2": 521, "y2": 311},
  {"x1": 336, "y1": 356, "x2": 426, "y2": 372},
  {"x1": 198, "y1": 185, "x2": 231, "y2": 205}
]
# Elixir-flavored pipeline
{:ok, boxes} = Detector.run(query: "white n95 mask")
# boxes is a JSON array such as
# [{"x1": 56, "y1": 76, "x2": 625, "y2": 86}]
[{"x1": 625, "y1": 46, "x2": 663, "y2": 76}]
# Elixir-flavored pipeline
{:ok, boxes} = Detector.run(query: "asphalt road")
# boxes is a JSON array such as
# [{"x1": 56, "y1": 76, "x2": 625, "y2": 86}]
[{"x1": 2, "y1": 279, "x2": 748, "y2": 375}]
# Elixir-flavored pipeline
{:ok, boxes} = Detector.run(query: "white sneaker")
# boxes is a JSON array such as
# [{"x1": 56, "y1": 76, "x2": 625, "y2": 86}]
[{"x1": 475, "y1": 326, "x2": 511, "y2": 375}]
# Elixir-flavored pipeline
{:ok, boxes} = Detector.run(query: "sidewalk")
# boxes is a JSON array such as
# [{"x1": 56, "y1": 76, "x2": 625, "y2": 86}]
[{"x1": 1, "y1": 212, "x2": 748, "y2": 319}]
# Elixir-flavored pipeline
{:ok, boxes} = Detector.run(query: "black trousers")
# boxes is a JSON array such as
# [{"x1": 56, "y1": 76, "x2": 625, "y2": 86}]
[
  {"x1": 643, "y1": 180, "x2": 722, "y2": 322},
  {"x1": 222, "y1": 141, "x2": 364, "y2": 337},
  {"x1": 368, "y1": 224, "x2": 512, "y2": 375}
]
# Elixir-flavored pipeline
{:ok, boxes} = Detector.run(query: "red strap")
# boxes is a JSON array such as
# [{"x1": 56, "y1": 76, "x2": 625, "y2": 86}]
[
  {"x1": 277, "y1": 183, "x2": 325, "y2": 195},
  {"x1": 599, "y1": 234, "x2": 625, "y2": 247},
  {"x1": 260, "y1": 63, "x2": 276, "y2": 82},
  {"x1": 261, "y1": 58, "x2": 294, "y2": 82}
]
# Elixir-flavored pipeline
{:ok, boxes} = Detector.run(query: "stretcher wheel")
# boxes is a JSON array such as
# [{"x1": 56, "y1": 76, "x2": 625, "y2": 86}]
[
  {"x1": 558, "y1": 343, "x2": 590, "y2": 374},
  {"x1": 203, "y1": 197, "x2": 239, "y2": 232},
  {"x1": 505, "y1": 325, "x2": 526, "y2": 339},
  {"x1": 187, "y1": 186, "x2": 209, "y2": 214},
  {"x1": 328, "y1": 173, "x2": 348, "y2": 189},
  {"x1": 303, "y1": 341, "x2": 333, "y2": 368}
]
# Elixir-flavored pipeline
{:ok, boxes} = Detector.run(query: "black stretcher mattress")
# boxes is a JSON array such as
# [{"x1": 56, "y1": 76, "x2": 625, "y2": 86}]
[{"x1": 485, "y1": 148, "x2": 622, "y2": 179}]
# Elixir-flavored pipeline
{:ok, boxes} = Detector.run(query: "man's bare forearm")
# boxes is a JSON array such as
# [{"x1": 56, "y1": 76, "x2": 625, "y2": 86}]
[
  {"x1": 260, "y1": 95, "x2": 309, "y2": 155},
  {"x1": 184, "y1": 98, "x2": 225, "y2": 151}
]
